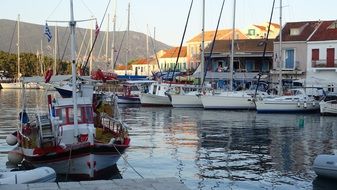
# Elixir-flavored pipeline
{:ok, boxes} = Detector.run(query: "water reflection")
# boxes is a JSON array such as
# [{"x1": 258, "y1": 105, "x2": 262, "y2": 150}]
[
  {"x1": 1, "y1": 91, "x2": 337, "y2": 189},
  {"x1": 118, "y1": 106, "x2": 337, "y2": 189}
]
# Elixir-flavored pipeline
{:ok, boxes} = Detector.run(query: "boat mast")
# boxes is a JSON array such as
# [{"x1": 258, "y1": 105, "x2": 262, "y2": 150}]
[
  {"x1": 277, "y1": 0, "x2": 283, "y2": 95},
  {"x1": 111, "y1": 0, "x2": 117, "y2": 71},
  {"x1": 229, "y1": 0, "x2": 236, "y2": 91},
  {"x1": 54, "y1": 25, "x2": 58, "y2": 75},
  {"x1": 125, "y1": 2, "x2": 130, "y2": 75},
  {"x1": 89, "y1": 18, "x2": 93, "y2": 74},
  {"x1": 69, "y1": 0, "x2": 79, "y2": 137},
  {"x1": 146, "y1": 25, "x2": 149, "y2": 77},
  {"x1": 200, "y1": 0, "x2": 205, "y2": 86},
  {"x1": 17, "y1": 14, "x2": 20, "y2": 80},
  {"x1": 106, "y1": 14, "x2": 109, "y2": 71}
]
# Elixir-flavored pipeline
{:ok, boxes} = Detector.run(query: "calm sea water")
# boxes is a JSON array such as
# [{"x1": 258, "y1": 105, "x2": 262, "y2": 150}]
[{"x1": 1, "y1": 89, "x2": 337, "y2": 189}]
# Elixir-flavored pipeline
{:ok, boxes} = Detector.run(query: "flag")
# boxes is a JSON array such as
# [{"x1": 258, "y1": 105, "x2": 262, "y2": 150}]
[
  {"x1": 44, "y1": 23, "x2": 52, "y2": 42},
  {"x1": 95, "y1": 21, "x2": 100, "y2": 37}
]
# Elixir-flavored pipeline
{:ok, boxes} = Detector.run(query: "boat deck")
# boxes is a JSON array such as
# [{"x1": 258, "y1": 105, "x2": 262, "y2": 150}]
[{"x1": 0, "y1": 177, "x2": 190, "y2": 190}]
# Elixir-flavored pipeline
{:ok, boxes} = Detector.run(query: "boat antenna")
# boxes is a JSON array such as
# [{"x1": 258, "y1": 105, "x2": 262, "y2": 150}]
[
  {"x1": 82, "y1": 0, "x2": 112, "y2": 75},
  {"x1": 201, "y1": 0, "x2": 226, "y2": 87},
  {"x1": 169, "y1": 0, "x2": 194, "y2": 86},
  {"x1": 254, "y1": 0, "x2": 276, "y2": 98}
]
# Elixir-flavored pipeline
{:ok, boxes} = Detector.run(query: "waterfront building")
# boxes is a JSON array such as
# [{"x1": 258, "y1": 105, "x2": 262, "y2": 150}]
[
  {"x1": 130, "y1": 58, "x2": 159, "y2": 76},
  {"x1": 271, "y1": 20, "x2": 337, "y2": 92},
  {"x1": 158, "y1": 46, "x2": 187, "y2": 72},
  {"x1": 193, "y1": 38, "x2": 273, "y2": 87},
  {"x1": 186, "y1": 29, "x2": 248, "y2": 72},
  {"x1": 306, "y1": 20, "x2": 337, "y2": 93},
  {"x1": 245, "y1": 22, "x2": 280, "y2": 39}
]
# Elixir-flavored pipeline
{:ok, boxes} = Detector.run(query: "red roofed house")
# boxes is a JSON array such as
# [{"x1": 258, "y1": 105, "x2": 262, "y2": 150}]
[
  {"x1": 186, "y1": 29, "x2": 248, "y2": 72},
  {"x1": 271, "y1": 21, "x2": 321, "y2": 88},
  {"x1": 130, "y1": 57, "x2": 159, "y2": 76},
  {"x1": 270, "y1": 20, "x2": 337, "y2": 93},
  {"x1": 307, "y1": 20, "x2": 337, "y2": 92},
  {"x1": 158, "y1": 46, "x2": 187, "y2": 72}
]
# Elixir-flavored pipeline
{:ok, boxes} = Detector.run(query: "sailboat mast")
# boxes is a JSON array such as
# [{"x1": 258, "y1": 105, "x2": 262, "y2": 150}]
[
  {"x1": 229, "y1": 0, "x2": 236, "y2": 91},
  {"x1": 200, "y1": 0, "x2": 205, "y2": 85},
  {"x1": 40, "y1": 40, "x2": 44, "y2": 75},
  {"x1": 89, "y1": 18, "x2": 93, "y2": 74},
  {"x1": 17, "y1": 14, "x2": 20, "y2": 79},
  {"x1": 111, "y1": 1, "x2": 116, "y2": 71},
  {"x1": 146, "y1": 25, "x2": 149, "y2": 77},
  {"x1": 106, "y1": 14, "x2": 109, "y2": 70},
  {"x1": 125, "y1": 2, "x2": 130, "y2": 75},
  {"x1": 54, "y1": 25, "x2": 58, "y2": 75},
  {"x1": 277, "y1": 0, "x2": 283, "y2": 95},
  {"x1": 69, "y1": 0, "x2": 79, "y2": 137}
]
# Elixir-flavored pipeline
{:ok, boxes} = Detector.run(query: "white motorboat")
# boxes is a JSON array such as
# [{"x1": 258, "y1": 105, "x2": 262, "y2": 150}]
[
  {"x1": 320, "y1": 93, "x2": 337, "y2": 115},
  {"x1": 255, "y1": 89, "x2": 320, "y2": 113},
  {"x1": 313, "y1": 152, "x2": 337, "y2": 179},
  {"x1": 117, "y1": 80, "x2": 155, "y2": 104},
  {"x1": 1, "y1": 82, "x2": 40, "y2": 89},
  {"x1": 0, "y1": 167, "x2": 56, "y2": 184},
  {"x1": 140, "y1": 82, "x2": 195, "y2": 106}
]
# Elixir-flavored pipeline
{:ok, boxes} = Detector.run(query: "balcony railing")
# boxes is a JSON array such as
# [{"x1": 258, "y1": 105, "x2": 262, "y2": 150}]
[{"x1": 311, "y1": 60, "x2": 337, "y2": 68}]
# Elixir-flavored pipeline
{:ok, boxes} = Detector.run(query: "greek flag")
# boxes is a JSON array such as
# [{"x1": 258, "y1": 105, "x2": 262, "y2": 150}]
[{"x1": 44, "y1": 23, "x2": 52, "y2": 42}]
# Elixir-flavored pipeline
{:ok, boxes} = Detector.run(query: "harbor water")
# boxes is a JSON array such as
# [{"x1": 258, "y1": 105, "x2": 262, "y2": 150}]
[{"x1": 1, "y1": 89, "x2": 337, "y2": 189}]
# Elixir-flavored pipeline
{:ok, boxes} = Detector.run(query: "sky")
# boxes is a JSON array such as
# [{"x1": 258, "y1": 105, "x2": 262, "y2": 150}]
[{"x1": 1, "y1": 0, "x2": 337, "y2": 46}]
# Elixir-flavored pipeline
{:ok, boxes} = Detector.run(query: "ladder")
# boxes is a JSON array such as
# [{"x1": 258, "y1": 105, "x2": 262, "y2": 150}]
[{"x1": 37, "y1": 114, "x2": 54, "y2": 147}]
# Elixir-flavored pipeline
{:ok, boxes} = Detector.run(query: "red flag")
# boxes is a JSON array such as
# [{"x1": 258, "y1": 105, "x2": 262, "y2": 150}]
[{"x1": 95, "y1": 21, "x2": 100, "y2": 37}]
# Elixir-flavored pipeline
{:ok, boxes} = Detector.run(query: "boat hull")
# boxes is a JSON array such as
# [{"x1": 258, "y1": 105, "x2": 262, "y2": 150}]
[
  {"x1": 140, "y1": 93, "x2": 171, "y2": 106},
  {"x1": 320, "y1": 100, "x2": 337, "y2": 115},
  {"x1": 117, "y1": 95, "x2": 140, "y2": 104},
  {"x1": 256, "y1": 100, "x2": 320, "y2": 113},
  {"x1": 201, "y1": 94, "x2": 255, "y2": 110},
  {"x1": 171, "y1": 94, "x2": 203, "y2": 108},
  {"x1": 313, "y1": 154, "x2": 337, "y2": 179},
  {"x1": 0, "y1": 167, "x2": 56, "y2": 184},
  {"x1": 23, "y1": 143, "x2": 128, "y2": 180},
  {"x1": 1, "y1": 82, "x2": 40, "y2": 89}
]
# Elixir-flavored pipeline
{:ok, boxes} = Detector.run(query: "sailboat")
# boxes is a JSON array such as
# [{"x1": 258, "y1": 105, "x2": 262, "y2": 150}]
[
  {"x1": 0, "y1": 15, "x2": 39, "y2": 89},
  {"x1": 200, "y1": 0, "x2": 264, "y2": 110},
  {"x1": 255, "y1": 0, "x2": 320, "y2": 113},
  {"x1": 10, "y1": 0, "x2": 130, "y2": 180},
  {"x1": 169, "y1": 0, "x2": 206, "y2": 108}
]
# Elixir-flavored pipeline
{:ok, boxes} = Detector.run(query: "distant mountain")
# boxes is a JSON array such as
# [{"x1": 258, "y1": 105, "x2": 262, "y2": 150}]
[{"x1": 0, "y1": 19, "x2": 171, "y2": 69}]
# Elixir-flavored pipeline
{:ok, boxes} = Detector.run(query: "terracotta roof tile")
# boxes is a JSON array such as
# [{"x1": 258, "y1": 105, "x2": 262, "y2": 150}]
[
  {"x1": 187, "y1": 29, "x2": 248, "y2": 43},
  {"x1": 161, "y1": 47, "x2": 187, "y2": 58},
  {"x1": 276, "y1": 21, "x2": 320, "y2": 41},
  {"x1": 309, "y1": 20, "x2": 337, "y2": 41}
]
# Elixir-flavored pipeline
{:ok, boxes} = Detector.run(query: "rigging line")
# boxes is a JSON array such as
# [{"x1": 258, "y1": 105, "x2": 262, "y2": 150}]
[
  {"x1": 76, "y1": 27, "x2": 89, "y2": 63},
  {"x1": 46, "y1": 0, "x2": 65, "y2": 21},
  {"x1": 60, "y1": 32, "x2": 71, "y2": 71},
  {"x1": 6, "y1": 20, "x2": 17, "y2": 65},
  {"x1": 80, "y1": 0, "x2": 95, "y2": 16},
  {"x1": 202, "y1": 0, "x2": 226, "y2": 87},
  {"x1": 113, "y1": 30, "x2": 127, "y2": 69},
  {"x1": 254, "y1": 0, "x2": 276, "y2": 98},
  {"x1": 148, "y1": 27, "x2": 162, "y2": 76},
  {"x1": 82, "y1": 0, "x2": 112, "y2": 75},
  {"x1": 170, "y1": 0, "x2": 194, "y2": 86}
]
